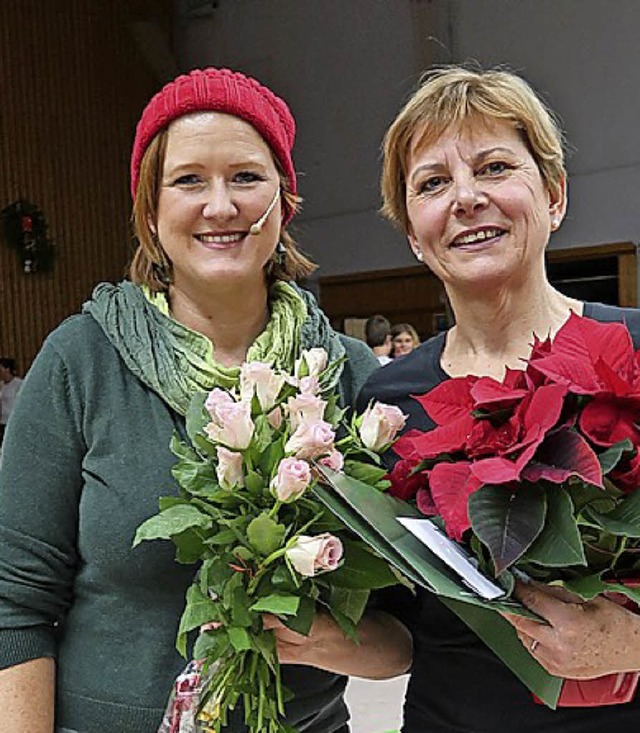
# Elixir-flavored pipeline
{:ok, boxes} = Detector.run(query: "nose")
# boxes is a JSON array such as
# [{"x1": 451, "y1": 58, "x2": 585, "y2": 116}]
[
  {"x1": 201, "y1": 182, "x2": 237, "y2": 221},
  {"x1": 452, "y1": 176, "x2": 488, "y2": 217}
]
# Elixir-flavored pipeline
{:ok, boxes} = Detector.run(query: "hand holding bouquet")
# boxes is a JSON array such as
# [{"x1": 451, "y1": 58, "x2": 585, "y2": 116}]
[{"x1": 134, "y1": 348, "x2": 406, "y2": 733}]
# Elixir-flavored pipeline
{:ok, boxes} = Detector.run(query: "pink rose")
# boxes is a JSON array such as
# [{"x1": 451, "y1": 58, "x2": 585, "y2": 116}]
[
  {"x1": 270, "y1": 457, "x2": 312, "y2": 502},
  {"x1": 205, "y1": 387, "x2": 235, "y2": 417},
  {"x1": 295, "y1": 348, "x2": 328, "y2": 379},
  {"x1": 267, "y1": 406, "x2": 283, "y2": 430},
  {"x1": 286, "y1": 393, "x2": 327, "y2": 430},
  {"x1": 204, "y1": 393, "x2": 254, "y2": 450},
  {"x1": 298, "y1": 376, "x2": 320, "y2": 395},
  {"x1": 285, "y1": 420, "x2": 335, "y2": 460},
  {"x1": 317, "y1": 449, "x2": 344, "y2": 472},
  {"x1": 215, "y1": 446, "x2": 244, "y2": 490},
  {"x1": 285, "y1": 533, "x2": 343, "y2": 577},
  {"x1": 240, "y1": 361, "x2": 285, "y2": 411},
  {"x1": 359, "y1": 402, "x2": 407, "y2": 451}
]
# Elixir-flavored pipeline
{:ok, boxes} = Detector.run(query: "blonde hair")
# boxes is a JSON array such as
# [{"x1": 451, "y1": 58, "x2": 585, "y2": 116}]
[
  {"x1": 128, "y1": 128, "x2": 316, "y2": 291},
  {"x1": 381, "y1": 65, "x2": 566, "y2": 232}
]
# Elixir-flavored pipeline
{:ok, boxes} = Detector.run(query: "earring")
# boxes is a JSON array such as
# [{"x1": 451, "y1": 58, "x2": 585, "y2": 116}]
[
  {"x1": 551, "y1": 216, "x2": 560, "y2": 230},
  {"x1": 275, "y1": 241, "x2": 286, "y2": 266},
  {"x1": 414, "y1": 250, "x2": 424, "y2": 262}
]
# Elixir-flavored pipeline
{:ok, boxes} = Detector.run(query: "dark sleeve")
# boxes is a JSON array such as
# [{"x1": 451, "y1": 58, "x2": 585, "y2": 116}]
[
  {"x1": 0, "y1": 335, "x2": 85, "y2": 668},
  {"x1": 337, "y1": 335, "x2": 379, "y2": 410}
]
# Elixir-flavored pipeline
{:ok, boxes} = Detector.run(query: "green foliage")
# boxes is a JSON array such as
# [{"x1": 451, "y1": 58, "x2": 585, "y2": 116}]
[
  {"x1": 469, "y1": 483, "x2": 547, "y2": 575},
  {"x1": 133, "y1": 504, "x2": 211, "y2": 547},
  {"x1": 247, "y1": 513, "x2": 286, "y2": 556},
  {"x1": 132, "y1": 352, "x2": 406, "y2": 733}
]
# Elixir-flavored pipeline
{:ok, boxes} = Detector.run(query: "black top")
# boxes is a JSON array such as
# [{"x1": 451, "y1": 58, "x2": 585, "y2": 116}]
[{"x1": 357, "y1": 303, "x2": 640, "y2": 733}]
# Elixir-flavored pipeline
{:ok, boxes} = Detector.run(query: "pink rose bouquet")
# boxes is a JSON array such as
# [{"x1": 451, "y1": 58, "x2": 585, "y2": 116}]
[{"x1": 134, "y1": 349, "x2": 406, "y2": 733}]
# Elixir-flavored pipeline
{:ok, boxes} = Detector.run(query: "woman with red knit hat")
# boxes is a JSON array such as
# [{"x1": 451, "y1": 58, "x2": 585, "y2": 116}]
[{"x1": 0, "y1": 68, "x2": 409, "y2": 732}]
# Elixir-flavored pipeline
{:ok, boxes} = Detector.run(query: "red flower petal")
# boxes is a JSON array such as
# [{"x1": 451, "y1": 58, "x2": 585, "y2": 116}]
[
  {"x1": 520, "y1": 428, "x2": 603, "y2": 488},
  {"x1": 413, "y1": 377, "x2": 477, "y2": 425},
  {"x1": 429, "y1": 462, "x2": 481, "y2": 540}
]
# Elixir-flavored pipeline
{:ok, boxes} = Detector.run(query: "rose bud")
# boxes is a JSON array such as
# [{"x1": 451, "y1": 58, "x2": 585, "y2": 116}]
[
  {"x1": 240, "y1": 361, "x2": 285, "y2": 411},
  {"x1": 215, "y1": 446, "x2": 244, "y2": 490},
  {"x1": 286, "y1": 393, "x2": 327, "y2": 430},
  {"x1": 317, "y1": 450, "x2": 344, "y2": 472},
  {"x1": 285, "y1": 420, "x2": 335, "y2": 460},
  {"x1": 205, "y1": 399, "x2": 254, "y2": 450},
  {"x1": 295, "y1": 348, "x2": 328, "y2": 380},
  {"x1": 360, "y1": 402, "x2": 407, "y2": 451},
  {"x1": 285, "y1": 533, "x2": 343, "y2": 577},
  {"x1": 270, "y1": 457, "x2": 312, "y2": 502}
]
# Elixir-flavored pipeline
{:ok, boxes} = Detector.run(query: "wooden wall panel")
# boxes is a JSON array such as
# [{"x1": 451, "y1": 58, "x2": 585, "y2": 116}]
[
  {"x1": 319, "y1": 242, "x2": 638, "y2": 340},
  {"x1": 0, "y1": 0, "x2": 172, "y2": 374}
]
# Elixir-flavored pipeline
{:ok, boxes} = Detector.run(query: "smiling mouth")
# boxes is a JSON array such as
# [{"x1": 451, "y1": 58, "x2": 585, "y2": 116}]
[
  {"x1": 195, "y1": 232, "x2": 246, "y2": 247},
  {"x1": 450, "y1": 228, "x2": 507, "y2": 247}
]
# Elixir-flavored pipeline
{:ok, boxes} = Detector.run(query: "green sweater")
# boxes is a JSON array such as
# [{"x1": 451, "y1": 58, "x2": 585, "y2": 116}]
[{"x1": 0, "y1": 313, "x2": 377, "y2": 733}]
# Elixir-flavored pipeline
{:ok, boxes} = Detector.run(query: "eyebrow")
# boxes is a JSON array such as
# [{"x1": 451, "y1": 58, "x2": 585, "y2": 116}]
[{"x1": 408, "y1": 146, "x2": 518, "y2": 185}]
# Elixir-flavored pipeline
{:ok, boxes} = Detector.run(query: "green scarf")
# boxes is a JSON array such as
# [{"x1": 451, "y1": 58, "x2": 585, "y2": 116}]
[{"x1": 82, "y1": 280, "x2": 345, "y2": 415}]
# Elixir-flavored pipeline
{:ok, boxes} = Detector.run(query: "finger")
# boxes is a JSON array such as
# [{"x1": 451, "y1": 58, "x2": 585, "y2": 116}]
[
  {"x1": 515, "y1": 583, "x2": 578, "y2": 622},
  {"x1": 262, "y1": 614, "x2": 285, "y2": 630}
]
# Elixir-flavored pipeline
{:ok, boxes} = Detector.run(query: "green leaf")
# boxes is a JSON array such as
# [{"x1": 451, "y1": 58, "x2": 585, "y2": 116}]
[
  {"x1": 245, "y1": 469, "x2": 267, "y2": 494},
  {"x1": 252, "y1": 414, "x2": 274, "y2": 453},
  {"x1": 250, "y1": 594, "x2": 300, "y2": 616},
  {"x1": 328, "y1": 586, "x2": 369, "y2": 625},
  {"x1": 185, "y1": 391, "x2": 212, "y2": 446},
  {"x1": 247, "y1": 513, "x2": 285, "y2": 556},
  {"x1": 133, "y1": 504, "x2": 211, "y2": 547},
  {"x1": 205, "y1": 528, "x2": 239, "y2": 546},
  {"x1": 524, "y1": 488, "x2": 586, "y2": 567},
  {"x1": 231, "y1": 586, "x2": 254, "y2": 627},
  {"x1": 583, "y1": 491, "x2": 640, "y2": 538},
  {"x1": 327, "y1": 541, "x2": 398, "y2": 589},
  {"x1": 327, "y1": 605, "x2": 359, "y2": 643},
  {"x1": 173, "y1": 528, "x2": 207, "y2": 564},
  {"x1": 343, "y1": 459, "x2": 388, "y2": 486},
  {"x1": 259, "y1": 438, "x2": 285, "y2": 477},
  {"x1": 469, "y1": 483, "x2": 546, "y2": 575},
  {"x1": 281, "y1": 594, "x2": 316, "y2": 636},
  {"x1": 193, "y1": 628, "x2": 230, "y2": 662},
  {"x1": 598, "y1": 438, "x2": 635, "y2": 475},
  {"x1": 176, "y1": 584, "x2": 218, "y2": 656},
  {"x1": 227, "y1": 626, "x2": 252, "y2": 651}
]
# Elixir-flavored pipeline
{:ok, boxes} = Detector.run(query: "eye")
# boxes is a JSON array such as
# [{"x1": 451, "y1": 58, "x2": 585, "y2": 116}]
[
  {"x1": 233, "y1": 170, "x2": 267, "y2": 185},
  {"x1": 479, "y1": 161, "x2": 510, "y2": 176},
  {"x1": 172, "y1": 173, "x2": 203, "y2": 186},
  {"x1": 417, "y1": 175, "x2": 449, "y2": 194}
]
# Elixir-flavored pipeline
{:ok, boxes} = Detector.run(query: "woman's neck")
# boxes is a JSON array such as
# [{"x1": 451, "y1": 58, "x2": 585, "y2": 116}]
[
  {"x1": 168, "y1": 280, "x2": 270, "y2": 368},
  {"x1": 443, "y1": 277, "x2": 582, "y2": 379}
]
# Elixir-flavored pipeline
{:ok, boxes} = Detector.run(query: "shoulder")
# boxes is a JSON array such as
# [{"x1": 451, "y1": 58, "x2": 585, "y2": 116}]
[
  {"x1": 583, "y1": 302, "x2": 640, "y2": 347},
  {"x1": 336, "y1": 334, "x2": 378, "y2": 407},
  {"x1": 357, "y1": 334, "x2": 445, "y2": 411}
]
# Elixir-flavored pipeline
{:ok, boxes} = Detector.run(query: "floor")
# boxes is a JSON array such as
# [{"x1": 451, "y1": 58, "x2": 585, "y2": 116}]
[{"x1": 345, "y1": 675, "x2": 408, "y2": 733}]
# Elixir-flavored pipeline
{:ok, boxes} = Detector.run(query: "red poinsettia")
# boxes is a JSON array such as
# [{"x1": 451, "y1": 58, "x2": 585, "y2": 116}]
[{"x1": 388, "y1": 313, "x2": 640, "y2": 578}]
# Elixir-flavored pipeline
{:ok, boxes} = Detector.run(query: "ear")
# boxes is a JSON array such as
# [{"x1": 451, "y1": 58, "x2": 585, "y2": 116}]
[
  {"x1": 548, "y1": 176, "x2": 567, "y2": 229},
  {"x1": 407, "y1": 227, "x2": 422, "y2": 261}
]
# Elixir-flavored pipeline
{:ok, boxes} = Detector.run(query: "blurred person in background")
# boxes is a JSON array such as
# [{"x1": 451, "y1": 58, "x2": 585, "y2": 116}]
[
  {"x1": 0, "y1": 358, "x2": 23, "y2": 446},
  {"x1": 390, "y1": 322, "x2": 420, "y2": 358},
  {"x1": 365, "y1": 314, "x2": 393, "y2": 365}
]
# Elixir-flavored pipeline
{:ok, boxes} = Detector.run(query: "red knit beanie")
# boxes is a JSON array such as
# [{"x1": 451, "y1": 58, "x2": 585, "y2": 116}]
[{"x1": 130, "y1": 67, "x2": 297, "y2": 224}]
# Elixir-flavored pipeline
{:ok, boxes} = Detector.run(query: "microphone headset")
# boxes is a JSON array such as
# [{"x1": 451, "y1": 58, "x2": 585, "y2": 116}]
[{"x1": 249, "y1": 188, "x2": 281, "y2": 236}]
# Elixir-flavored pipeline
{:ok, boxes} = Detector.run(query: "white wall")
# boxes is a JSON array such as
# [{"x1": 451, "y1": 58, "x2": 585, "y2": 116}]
[
  {"x1": 177, "y1": 0, "x2": 640, "y2": 277},
  {"x1": 448, "y1": 0, "x2": 640, "y2": 254}
]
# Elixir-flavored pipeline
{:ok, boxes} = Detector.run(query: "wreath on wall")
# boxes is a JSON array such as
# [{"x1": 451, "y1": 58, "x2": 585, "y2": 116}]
[{"x1": 1, "y1": 199, "x2": 55, "y2": 273}]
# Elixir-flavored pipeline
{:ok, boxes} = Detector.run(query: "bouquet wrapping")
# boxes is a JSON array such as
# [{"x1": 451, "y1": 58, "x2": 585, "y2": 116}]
[{"x1": 134, "y1": 348, "x2": 406, "y2": 732}]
